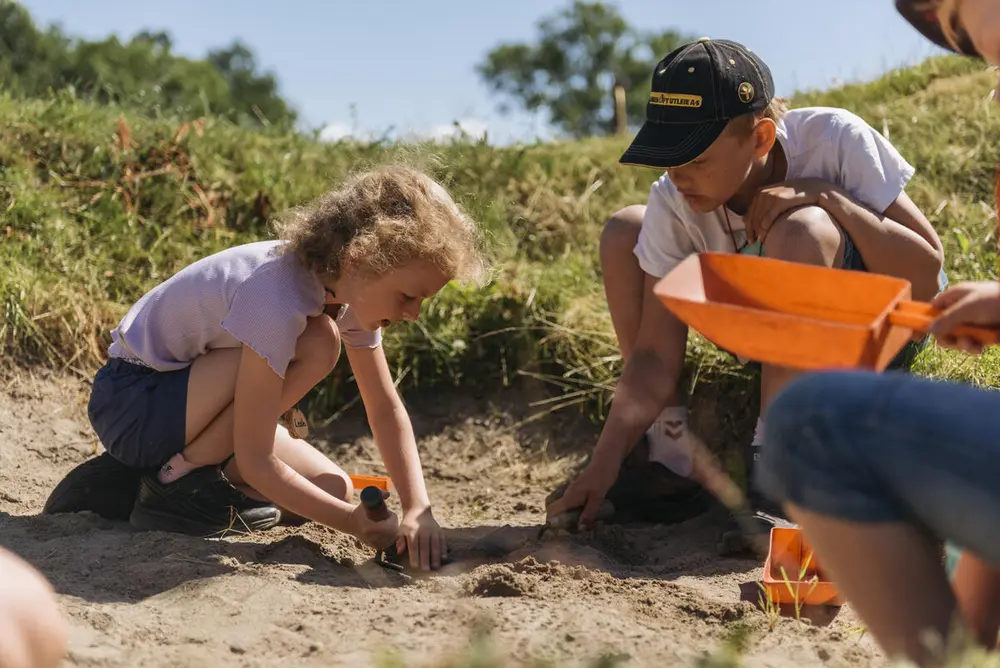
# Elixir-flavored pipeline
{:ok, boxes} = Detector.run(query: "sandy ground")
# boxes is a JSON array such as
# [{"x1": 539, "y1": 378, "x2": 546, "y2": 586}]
[{"x1": 0, "y1": 369, "x2": 886, "y2": 668}]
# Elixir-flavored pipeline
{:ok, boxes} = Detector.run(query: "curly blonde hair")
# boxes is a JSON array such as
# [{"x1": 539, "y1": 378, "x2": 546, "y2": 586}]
[{"x1": 274, "y1": 165, "x2": 488, "y2": 286}]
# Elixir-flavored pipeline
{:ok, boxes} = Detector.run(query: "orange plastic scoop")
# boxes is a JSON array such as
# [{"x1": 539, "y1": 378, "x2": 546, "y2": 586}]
[{"x1": 653, "y1": 252, "x2": 1000, "y2": 371}]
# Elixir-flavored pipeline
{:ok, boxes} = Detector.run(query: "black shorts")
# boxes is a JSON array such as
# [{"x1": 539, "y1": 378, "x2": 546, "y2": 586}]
[{"x1": 87, "y1": 358, "x2": 191, "y2": 469}]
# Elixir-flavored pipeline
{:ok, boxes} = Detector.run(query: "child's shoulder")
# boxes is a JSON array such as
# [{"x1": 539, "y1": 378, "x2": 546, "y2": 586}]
[
  {"x1": 782, "y1": 106, "x2": 881, "y2": 145},
  {"x1": 166, "y1": 239, "x2": 310, "y2": 297},
  {"x1": 177, "y1": 239, "x2": 282, "y2": 271},
  {"x1": 781, "y1": 106, "x2": 895, "y2": 164}
]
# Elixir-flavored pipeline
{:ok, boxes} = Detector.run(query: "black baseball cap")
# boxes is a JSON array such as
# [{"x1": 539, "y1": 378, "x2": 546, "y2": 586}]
[
  {"x1": 894, "y1": 0, "x2": 980, "y2": 58},
  {"x1": 619, "y1": 37, "x2": 775, "y2": 170}
]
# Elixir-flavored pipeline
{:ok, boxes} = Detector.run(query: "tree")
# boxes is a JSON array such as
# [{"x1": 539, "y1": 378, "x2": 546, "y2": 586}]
[
  {"x1": 0, "y1": 0, "x2": 296, "y2": 128},
  {"x1": 208, "y1": 41, "x2": 296, "y2": 127},
  {"x1": 476, "y1": 0, "x2": 692, "y2": 138}
]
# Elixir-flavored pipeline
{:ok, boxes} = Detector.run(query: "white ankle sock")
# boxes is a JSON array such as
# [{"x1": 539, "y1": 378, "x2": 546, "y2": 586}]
[
  {"x1": 646, "y1": 406, "x2": 693, "y2": 477},
  {"x1": 157, "y1": 453, "x2": 199, "y2": 484}
]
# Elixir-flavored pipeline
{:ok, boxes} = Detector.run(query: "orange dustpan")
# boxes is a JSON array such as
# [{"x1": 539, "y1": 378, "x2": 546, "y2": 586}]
[{"x1": 653, "y1": 252, "x2": 1000, "y2": 371}]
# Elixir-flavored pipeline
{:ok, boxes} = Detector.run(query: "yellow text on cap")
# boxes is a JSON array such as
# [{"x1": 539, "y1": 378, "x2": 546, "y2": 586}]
[{"x1": 649, "y1": 92, "x2": 703, "y2": 107}]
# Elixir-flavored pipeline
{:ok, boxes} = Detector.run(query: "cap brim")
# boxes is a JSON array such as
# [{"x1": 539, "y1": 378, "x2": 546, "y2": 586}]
[{"x1": 618, "y1": 118, "x2": 728, "y2": 170}]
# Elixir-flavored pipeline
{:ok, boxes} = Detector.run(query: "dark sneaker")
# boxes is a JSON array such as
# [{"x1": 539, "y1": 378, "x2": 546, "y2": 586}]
[
  {"x1": 129, "y1": 466, "x2": 281, "y2": 537},
  {"x1": 43, "y1": 452, "x2": 144, "y2": 521},
  {"x1": 546, "y1": 434, "x2": 710, "y2": 525},
  {"x1": 606, "y1": 441, "x2": 709, "y2": 524}
]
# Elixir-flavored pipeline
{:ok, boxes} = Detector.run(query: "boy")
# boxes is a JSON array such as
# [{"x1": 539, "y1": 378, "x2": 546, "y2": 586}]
[{"x1": 547, "y1": 37, "x2": 946, "y2": 555}]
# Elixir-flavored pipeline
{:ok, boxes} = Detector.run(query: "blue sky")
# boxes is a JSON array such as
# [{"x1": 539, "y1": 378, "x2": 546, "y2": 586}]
[{"x1": 19, "y1": 0, "x2": 948, "y2": 145}]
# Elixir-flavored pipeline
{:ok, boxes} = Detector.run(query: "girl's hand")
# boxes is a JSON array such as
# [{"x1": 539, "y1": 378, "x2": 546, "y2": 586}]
[
  {"x1": 347, "y1": 503, "x2": 399, "y2": 551},
  {"x1": 395, "y1": 506, "x2": 447, "y2": 571}
]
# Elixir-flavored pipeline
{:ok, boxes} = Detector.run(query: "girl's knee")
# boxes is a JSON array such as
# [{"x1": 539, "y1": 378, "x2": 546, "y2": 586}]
[
  {"x1": 316, "y1": 470, "x2": 353, "y2": 502},
  {"x1": 294, "y1": 315, "x2": 342, "y2": 373}
]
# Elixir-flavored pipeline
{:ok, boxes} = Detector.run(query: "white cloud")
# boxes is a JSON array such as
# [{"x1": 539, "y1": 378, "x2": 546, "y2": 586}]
[
  {"x1": 318, "y1": 122, "x2": 352, "y2": 142},
  {"x1": 318, "y1": 118, "x2": 490, "y2": 145},
  {"x1": 425, "y1": 118, "x2": 489, "y2": 142}
]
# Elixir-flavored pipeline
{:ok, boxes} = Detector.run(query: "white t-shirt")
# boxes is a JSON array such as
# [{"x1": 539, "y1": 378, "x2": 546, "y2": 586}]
[
  {"x1": 108, "y1": 240, "x2": 382, "y2": 378},
  {"x1": 634, "y1": 106, "x2": 916, "y2": 278}
]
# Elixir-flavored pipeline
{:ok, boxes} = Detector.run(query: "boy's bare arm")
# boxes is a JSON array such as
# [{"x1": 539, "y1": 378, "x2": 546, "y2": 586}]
[
  {"x1": 591, "y1": 272, "x2": 689, "y2": 465},
  {"x1": 547, "y1": 272, "x2": 688, "y2": 525},
  {"x1": 820, "y1": 186, "x2": 944, "y2": 299},
  {"x1": 746, "y1": 178, "x2": 944, "y2": 300}
]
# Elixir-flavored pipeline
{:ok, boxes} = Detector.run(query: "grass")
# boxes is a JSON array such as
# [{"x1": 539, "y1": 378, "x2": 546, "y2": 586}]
[{"x1": 1, "y1": 54, "x2": 999, "y2": 450}]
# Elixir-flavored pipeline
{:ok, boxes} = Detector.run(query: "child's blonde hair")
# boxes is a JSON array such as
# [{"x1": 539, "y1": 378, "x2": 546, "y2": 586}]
[
  {"x1": 275, "y1": 165, "x2": 488, "y2": 286},
  {"x1": 725, "y1": 97, "x2": 790, "y2": 138}
]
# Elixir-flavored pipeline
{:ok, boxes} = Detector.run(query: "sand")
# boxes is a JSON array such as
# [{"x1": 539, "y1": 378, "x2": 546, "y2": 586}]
[{"x1": 0, "y1": 369, "x2": 886, "y2": 667}]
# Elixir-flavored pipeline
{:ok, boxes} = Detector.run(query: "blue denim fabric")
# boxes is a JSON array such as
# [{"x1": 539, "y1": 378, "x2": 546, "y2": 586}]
[{"x1": 756, "y1": 370, "x2": 1000, "y2": 565}]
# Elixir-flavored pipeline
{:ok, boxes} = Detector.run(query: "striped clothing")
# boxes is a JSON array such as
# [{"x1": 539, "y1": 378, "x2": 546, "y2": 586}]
[{"x1": 107, "y1": 240, "x2": 380, "y2": 378}]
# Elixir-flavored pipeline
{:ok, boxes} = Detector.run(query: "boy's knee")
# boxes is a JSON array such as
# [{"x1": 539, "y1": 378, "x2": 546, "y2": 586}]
[
  {"x1": 600, "y1": 205, "x2": 645, "y2": 263},
  {"x1": 762, "y1": 205, "x2": 843, "y2": 267},
  {"x1": 295, "y1": 315, "x2": 342, "y2": 373}
]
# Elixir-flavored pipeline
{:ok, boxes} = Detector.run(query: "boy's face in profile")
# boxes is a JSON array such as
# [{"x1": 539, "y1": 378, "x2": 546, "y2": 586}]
[{"x1": 665, "y1": 117, "x2": 775, "y2": 214}]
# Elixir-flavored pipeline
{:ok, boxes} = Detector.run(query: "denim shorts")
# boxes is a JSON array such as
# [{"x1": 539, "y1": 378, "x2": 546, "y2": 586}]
[
  {"x1": 733, "y1": 230, "x2": 949, "y2": 372},
  {"x1": 756, "y1": 370, "x2": 1000, "y2": 565},
  {"x1": 87, "y1": 358, "x2": 191, "y2": 469}
]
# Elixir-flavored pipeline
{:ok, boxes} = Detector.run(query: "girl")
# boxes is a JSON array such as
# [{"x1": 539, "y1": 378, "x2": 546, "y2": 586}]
[
  {"x1": 757, "y1": 1, "x2": 1000, "y2": 665},
  {"x1": 75, "y1": 164, "x2": 485, "y2": 572}
]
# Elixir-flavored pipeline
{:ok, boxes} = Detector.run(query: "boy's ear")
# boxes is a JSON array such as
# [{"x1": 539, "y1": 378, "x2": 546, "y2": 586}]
[{"x1": 753, "y1": 118, "x2": 777, "y2": 158}]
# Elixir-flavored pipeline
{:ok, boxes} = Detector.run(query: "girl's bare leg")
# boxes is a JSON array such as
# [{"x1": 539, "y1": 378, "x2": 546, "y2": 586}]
[
  {"x1": 182, "y1": 314, "x2": 342, "y2": 465},
  {"x1": 786, "y1": 506, "x2": 961, "y2": 667}
]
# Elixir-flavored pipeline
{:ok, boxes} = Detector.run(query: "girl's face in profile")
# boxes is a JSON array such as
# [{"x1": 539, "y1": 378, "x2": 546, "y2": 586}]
[{"x1": 326, "y1": 260, "x2": 450, "y2": 332}]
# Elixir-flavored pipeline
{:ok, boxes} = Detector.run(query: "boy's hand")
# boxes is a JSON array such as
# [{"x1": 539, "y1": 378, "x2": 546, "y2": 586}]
[
  {"x1": 395, "y1": 506, "x2": 447, "y2": 571},
  {"x1": 347, "y1": 503, "x2": 399, "y2": 551},
  {"x1": 745, "y1": 178, "x2": 833, "y2": 243},
  {"x1": 545, "y1": 458, "x2": 619, "y2": 530},
  {"x1": 930, "y1": 281, "x2": 1000, "y2": 354}
]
